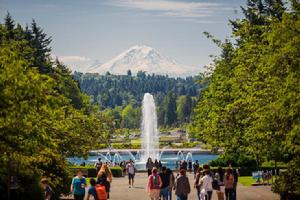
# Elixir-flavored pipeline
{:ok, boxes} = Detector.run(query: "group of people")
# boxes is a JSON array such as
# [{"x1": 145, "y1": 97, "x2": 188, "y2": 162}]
[
  {"x1": 147, "y1": 162, "x2": 189, "y2": 200},
  {"x1": 175, "y1": 160, "x2": 195, "y2": 173},
  {"x1": 146, "y1": 158, "x2": 163, "y2": 176},
  {"x1": 70, "y1": 160, "x2": 113, "y2": 200},
  {"x1": 41, "y1": 156, "x2": 239, "y2": 200},
  {"x1": 146, "y1": 158, "x2": 239, "y2": 200},
  {"x1": 194, "y1": 164, "x2": 239, "y2": 200}
]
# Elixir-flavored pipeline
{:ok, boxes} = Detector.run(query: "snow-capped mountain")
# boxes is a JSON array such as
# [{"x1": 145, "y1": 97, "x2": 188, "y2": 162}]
[{"x1": 89, "y1": 45, "x2": 200, "y2": 77}]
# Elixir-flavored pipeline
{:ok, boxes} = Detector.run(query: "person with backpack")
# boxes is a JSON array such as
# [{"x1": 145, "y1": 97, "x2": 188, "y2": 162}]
[
  {"x1": 224, "y1": 169, "x2": 235, "y2": 200},
  {"x1": 87, "y1": 178, "x2": 98, "y2": 200},
  {"x1": 97, "y1": 164, "x2": 112, "y2": 199},
  {"x1": 148, "y1": 167, "x2": 162, "y2": 200},
  {"x1": 175, "y1": 169, "x2": 191, "y2": 200},
  {"x1": 71, "y1": 169, "x2": 87, "y2": 200},
  {"x1": 159, "y1": 166, "x2": 170, "y2": 200}
]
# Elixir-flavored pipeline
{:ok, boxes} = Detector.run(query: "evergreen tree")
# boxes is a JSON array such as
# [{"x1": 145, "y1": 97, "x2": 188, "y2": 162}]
[
  {"x1": 4, "y1": 12, "x2": 15, "y2": 39},
  {"x1": 177, "y1": 95, "x2": 192, "y2": 123},
  {"x1": 163, "y1": 92, "x2": 177, "y2": 126},
  {"x1": 30, "y1": 20, "x2": 52, "y2": 73}
]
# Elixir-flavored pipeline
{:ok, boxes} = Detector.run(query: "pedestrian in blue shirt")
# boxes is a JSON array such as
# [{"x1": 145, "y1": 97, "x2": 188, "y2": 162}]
[{"x1": 71, "y1": 169, "x2": 86, "y2": 200}]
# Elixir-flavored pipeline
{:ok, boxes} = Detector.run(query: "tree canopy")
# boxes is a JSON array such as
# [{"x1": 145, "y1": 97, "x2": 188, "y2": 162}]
[
  {"x1": 190, "y1": 0, "x2": 300, "y2": 195},
  {"x1": 0, "y1": 14, "x2": 112, "y2": 199}
]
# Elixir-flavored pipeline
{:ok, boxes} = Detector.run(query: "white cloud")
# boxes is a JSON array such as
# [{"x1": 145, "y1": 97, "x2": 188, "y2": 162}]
[
  {"x1": 51, "y1": 54, "x2": 95, "y2": 72},
  {"x1": 57, "y1": 55, "x2": 91, "y2": 63},
  {"x1": 109, "y1": 0, "x2": 229, "y2": 23}
]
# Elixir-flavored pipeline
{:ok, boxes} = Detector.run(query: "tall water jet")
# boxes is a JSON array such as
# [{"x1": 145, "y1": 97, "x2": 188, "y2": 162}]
[{"x1": 141, "y1": 93, "x2": 159, "y2": 162}]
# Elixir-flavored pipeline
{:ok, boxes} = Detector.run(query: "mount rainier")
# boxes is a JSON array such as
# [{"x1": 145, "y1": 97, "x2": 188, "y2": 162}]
[{"x1": 88, "y1": 45, "x2": 200, "y2": 77}]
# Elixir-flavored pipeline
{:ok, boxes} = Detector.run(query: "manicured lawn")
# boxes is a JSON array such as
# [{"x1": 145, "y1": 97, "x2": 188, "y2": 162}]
[
  {"x1": 131, "y1": 139, "x2": 141, "y2": 144},
  {"x1": 239, "y1": 176, "x2": 256, "y2": 186}
]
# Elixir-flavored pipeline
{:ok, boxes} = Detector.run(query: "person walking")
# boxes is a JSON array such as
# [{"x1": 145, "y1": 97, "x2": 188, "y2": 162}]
[
  {"x1": 167, "y1": 168, "x2": 175, "y2": 200},
  {"x1": 126, "y1": 159, "x2": 136, "y2": 188},
  {"x1": 71, "y1": 169, "x2": 87, "y2": 200},
  {"x1": 194, "y1": 167, "x2": 203, "y2": 200},
  {"x1": 188, "y1": 160, "x2": 193, "y2": 173},
  {"x1": 200, "y1": 170, "x2": 213, "y2": 200},
  {"x1": 193, "y1": 160, "x2": 200, "y2": 179},
  {"x1": 232, "y1": 168, "x2": 239, "y2": 200},
  {"x1": 159, "y1": 166, "x2": 171, "y2": 200},
  {"x1": 224, "y1": 169, "x2": 235, "y2": 200},
  {"x1": 181, "y1": 160, "x2": 187, "y2": 171},
  {"x1": 97, "y1": 164, "x2": 113, "y2": 199},
  {"x1": 148, "y1": 167, "x2": 162, "y2": 200},
  {"x1": 94, "y1": 158, "x2": 102, "y2": 174},
  {"x1": 146, "y1": 157, "x2": 155, "y2": 176},
  {"x1": 154, "y1": 159, "x2": 159, "y2": 169},
  {"x1": 175, "y1": 169, "x2": 191, "y2": 200},
  {"x1": 40, "y1": 178, "x2": 53, "y2": 200},
  {"x1": 87, "y1": 178, "x2": 98, "y2": 200},
  {"x1": 158, "y1": 160, "x2": 163, "y2": 171},
  {"x1": 215, "y1": 167, "x2": 225, "y2": 200}
]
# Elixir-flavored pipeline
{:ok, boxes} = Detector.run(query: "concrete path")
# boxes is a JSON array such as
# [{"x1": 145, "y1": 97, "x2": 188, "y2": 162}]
[{"x1": 108, "y1": 173, "x2": 279, "y2": 200}]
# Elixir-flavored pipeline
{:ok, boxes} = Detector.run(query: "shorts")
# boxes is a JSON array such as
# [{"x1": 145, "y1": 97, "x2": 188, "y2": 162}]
[{"x1": 128, "y1": 173, "x2": 135, "y2": 180}]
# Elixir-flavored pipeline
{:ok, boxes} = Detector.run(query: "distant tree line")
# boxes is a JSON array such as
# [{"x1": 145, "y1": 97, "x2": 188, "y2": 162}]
[{"x1": 74, "y1": 71, "x2": 205, "y2": 128}]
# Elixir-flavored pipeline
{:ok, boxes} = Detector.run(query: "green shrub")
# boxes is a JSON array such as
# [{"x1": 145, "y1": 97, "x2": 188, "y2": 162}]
[
  {"x1": 209, "y1": 154, "x2": 256, "y2": 167},
  {"x1": 131, "y1": 143, "x2": 141, "y2": 149},
  {"x1": 110, "y1": 166, "x2": 123, "y2": 177},
  {"x1": 272, "y1": 159, "x2": 300, "y2": 199}
]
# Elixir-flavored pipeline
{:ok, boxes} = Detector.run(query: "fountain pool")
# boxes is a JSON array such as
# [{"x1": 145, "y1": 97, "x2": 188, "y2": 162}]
[{"x1": 68, "y1": 150, "x2": 218, "y2": 170}]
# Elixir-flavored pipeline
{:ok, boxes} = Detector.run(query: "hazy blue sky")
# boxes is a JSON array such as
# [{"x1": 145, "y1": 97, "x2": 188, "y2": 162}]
[{"x1": 0, "y1": 0, "x2": 247, "y2": 72}]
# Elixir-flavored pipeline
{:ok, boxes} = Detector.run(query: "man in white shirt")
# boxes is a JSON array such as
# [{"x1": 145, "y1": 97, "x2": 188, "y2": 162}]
[
  {"x1": 126, "y1": 159, "x2": 136, "y2": 188},
  {"x1": 200, "y1": 170, "x2": 213, "y2": 200}
]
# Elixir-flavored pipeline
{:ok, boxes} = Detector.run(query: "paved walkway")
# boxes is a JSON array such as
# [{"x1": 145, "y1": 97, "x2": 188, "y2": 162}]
[{"x1": 107, "y1": 173, "x2": 279, "y2": 200}]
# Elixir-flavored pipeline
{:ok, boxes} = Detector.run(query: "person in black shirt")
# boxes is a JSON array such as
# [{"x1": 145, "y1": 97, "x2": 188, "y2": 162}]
[
  {"x1": 182, "y1": 160, "x2": 188, "y2": 170},
  {"x1": 159, "y1": 166, "x2": 170, "y2": 200},
  {"x1": 188, "y1": 160, "x2": 193, "y2": 173},
  {"x1": 193, "y1": 160, "x2": 200, "y2": 179},
  {"x1": 94, "y1": 158, "x2": 102, "y2": 174}
]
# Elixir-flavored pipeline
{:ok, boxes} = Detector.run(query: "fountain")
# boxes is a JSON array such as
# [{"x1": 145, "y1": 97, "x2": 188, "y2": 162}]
[
  {"x1": 113, "y1": 152, "x2": 122, "y2": 164},
  {"x1": 136, "y1": 150, "x2": 141, "y2": 160},
  {"x1": 106, "y1": 152, "x2": 112, "y2": 162},
  {"x1": 186, "y1": 152, "x2": 193, "y2": 161},
  {"x1": 68, "y1": 94, "x2": 219, "y2": 170},
  {"x1": 177, "y1": 151, "x2": 185, "y2": 161},
  {"x1": 140, "y1": 93, "x2": 160, "y2": 162}
]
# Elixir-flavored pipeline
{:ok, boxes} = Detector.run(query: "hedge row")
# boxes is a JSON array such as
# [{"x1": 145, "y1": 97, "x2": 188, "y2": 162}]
[{"x1": 69, "y1": 167, "x2": 123, "y2": 178}]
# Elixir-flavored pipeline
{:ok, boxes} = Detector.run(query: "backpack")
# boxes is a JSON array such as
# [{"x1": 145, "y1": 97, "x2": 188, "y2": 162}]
[
  {"x1": 95, "y1": 184, "x2": 107, "y2": 200},
  {"x1": 150, "y1": 175, "x2": 160, "y2": 189},
  {"x1": 212, "y1": 179, "x2": 220, "y2": 190}
]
